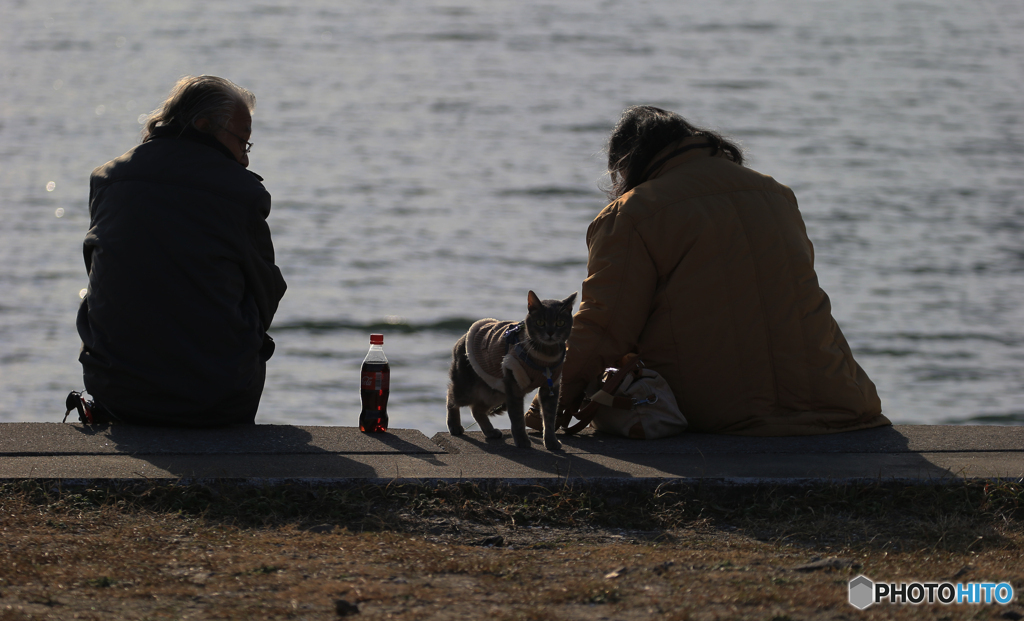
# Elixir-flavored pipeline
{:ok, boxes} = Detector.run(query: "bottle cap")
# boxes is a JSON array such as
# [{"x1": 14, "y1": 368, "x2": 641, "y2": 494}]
[{"x1": 370, "y1": 334, "x2": 384, "y2": 345}]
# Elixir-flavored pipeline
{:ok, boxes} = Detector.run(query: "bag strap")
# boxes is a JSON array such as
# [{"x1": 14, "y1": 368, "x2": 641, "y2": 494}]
[{"x1": 563, "y1": 356, "x2": 644, "y2": 436}]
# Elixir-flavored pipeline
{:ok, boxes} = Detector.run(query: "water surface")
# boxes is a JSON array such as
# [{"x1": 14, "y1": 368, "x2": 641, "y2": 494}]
[{"x1": 2, "y1": 0, "x2": 1023, "y2": 432}]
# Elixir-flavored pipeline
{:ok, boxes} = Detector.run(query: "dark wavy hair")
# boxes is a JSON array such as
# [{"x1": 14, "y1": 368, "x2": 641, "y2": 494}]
[
  {"x1": 141, "y1": 75, "x2": 255, "y2": 142},
  {"x1": 605, "y1": 106, "x2": 744, "y2": 200}
]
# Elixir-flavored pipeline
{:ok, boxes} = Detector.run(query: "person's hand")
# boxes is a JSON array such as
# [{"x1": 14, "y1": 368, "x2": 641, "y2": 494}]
[{"x1": 556, "y1": 386, "x2": 585, "y2": 428}]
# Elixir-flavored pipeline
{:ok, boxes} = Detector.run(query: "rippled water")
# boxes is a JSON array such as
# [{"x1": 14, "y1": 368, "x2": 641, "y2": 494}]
[{"x1": 2, "y1": 0, "x2": 1023, "y2": 432}]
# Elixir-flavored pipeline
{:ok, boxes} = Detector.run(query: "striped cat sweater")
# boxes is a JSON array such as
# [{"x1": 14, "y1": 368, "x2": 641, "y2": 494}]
[{"x1": 465, "y1": 319, "x2": 563, "y2": 394}]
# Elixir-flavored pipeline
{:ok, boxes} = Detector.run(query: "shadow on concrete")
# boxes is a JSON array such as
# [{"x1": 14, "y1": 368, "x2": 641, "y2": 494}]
[
  {"x1": 436, "y1": 431, "x2": 633, "y2": 480},
  {"x1": 361, "y1": 432, "x2": 448, "y2": 468},
  {"x1": 427, "y1": 424, "x2": 966, "y2": 482},
  {"x1": 74, "y1": 424, "x2": 380, "y2": 480},
  {"x1": 7, "y1": 421, "x2": 1005, "y2": 482},
  {"x1": 541, "y1": 425, "x2": 960, "y2": 481}
]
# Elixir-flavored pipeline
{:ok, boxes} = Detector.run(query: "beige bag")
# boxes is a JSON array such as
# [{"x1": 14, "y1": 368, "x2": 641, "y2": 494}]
[{"x1": 563, "y1": 354, "x2": 687, "y2": 440}]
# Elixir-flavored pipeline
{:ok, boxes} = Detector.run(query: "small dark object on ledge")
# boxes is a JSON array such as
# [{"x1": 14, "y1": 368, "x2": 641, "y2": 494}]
[{"x1": 335, "y1": 598, "x2": 359, "y2": 616}]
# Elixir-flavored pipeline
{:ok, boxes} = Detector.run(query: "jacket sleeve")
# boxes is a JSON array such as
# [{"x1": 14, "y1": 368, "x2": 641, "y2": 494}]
[
  {"x1": 243, "y1": 192, "x2": 287, "y2": 332},
  {"x1": 559, "y1": 205, "x2": 658, "y2": 412}
]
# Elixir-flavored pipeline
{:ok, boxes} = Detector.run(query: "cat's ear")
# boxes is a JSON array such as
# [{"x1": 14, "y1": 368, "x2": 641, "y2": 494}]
[
  {"x1": 527, "y1": 290, "x2": 542, "y2": 312},
  {"x1": 561, "y1": 292, "x2": 578, "y2": 312}
]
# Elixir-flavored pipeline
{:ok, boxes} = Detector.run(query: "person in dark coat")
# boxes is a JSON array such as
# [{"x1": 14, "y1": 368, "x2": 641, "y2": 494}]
[{"x1": 76, "y1": 75, "x2": 287, "y2": 426}]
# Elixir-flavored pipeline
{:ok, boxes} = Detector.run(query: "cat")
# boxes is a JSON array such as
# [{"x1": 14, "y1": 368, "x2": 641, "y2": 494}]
[{"x1": 446, "y1": 290, "x2": 576, "y2": 450}]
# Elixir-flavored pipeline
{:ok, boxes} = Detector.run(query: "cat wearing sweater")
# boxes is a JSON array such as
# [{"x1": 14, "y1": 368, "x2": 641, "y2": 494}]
[{"x1": 446, "y1": 291, "x2": 576, "y2": 450}]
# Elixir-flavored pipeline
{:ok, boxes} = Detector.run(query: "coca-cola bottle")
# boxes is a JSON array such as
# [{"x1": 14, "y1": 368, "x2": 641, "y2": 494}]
[{"x1": 359, "y1": 333, "x2": 389, "y2": 432}]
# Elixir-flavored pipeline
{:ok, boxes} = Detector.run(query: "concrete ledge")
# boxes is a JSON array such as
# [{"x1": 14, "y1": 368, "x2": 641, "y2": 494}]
[{"x1": 0, "y1": 423, "x2": 1020, "y2": 483}]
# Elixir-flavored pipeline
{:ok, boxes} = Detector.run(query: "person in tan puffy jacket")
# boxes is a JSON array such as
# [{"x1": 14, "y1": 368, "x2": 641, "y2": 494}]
[{"x1": 557, "y1": 106, "x2": 890, "y2": 436}]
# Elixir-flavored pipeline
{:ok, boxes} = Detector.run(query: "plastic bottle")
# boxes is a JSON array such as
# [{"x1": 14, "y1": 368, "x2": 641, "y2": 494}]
[{"x1": 359, "y1": 333, "x2": 389, "y2": 432}]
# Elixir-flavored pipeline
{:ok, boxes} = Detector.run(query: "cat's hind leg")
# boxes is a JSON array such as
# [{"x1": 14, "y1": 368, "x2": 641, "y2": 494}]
[
  {"x1": 446, "y1": 383, "x2": 464, "y2": 436},
  {"x1": 446, "y1": 335, "x2": 473, "y2": 436},
  {"x1": 471, "y1": 402, "x2": 503, "y2": 440}
]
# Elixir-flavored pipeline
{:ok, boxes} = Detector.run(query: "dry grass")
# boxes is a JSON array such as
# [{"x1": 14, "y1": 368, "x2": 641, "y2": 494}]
[{"x1": 1, "y1": 479, "x2": 1022, "y2": 620}]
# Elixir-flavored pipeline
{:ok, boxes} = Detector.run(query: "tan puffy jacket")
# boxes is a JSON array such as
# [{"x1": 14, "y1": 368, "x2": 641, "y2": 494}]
[{"x1": 560, "y1": 139, "x2": 890, "y2": 436}]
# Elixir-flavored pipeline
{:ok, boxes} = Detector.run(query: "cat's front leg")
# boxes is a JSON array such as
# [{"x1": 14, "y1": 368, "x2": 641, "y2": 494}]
[
  {"x1": 504, "y1": 370, "x2": 532, "y2": 449},
  {"x1": 539, "y1": 385, "x2": 562, "y2": 451},
  {"x1": 471, "y1": 402, "x2": 503, "y2": 440}
]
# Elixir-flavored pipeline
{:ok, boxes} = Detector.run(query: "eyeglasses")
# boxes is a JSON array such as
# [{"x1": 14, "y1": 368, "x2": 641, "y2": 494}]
[{"x1": 219, "y1": 126, "x2": 253, "y2": 154}]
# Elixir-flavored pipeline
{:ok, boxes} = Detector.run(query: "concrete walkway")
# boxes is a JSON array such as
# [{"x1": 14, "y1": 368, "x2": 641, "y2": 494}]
[{"x1": 0, "y1": 423, "x2": 1021, "y2": 484}]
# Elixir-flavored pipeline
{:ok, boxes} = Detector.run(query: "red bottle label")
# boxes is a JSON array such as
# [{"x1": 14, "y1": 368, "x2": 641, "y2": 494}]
[{"x1": 361, "y1": 370, "x2": 389, "y2": 391}]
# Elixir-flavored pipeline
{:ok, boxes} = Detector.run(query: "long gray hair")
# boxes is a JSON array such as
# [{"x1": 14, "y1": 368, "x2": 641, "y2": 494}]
[
  {"x1": 605, "y1": 106, "x2": 743, "y2": 200},
  {"x1": 141, "y1": 75, "x2": 255, "y2": 142}
]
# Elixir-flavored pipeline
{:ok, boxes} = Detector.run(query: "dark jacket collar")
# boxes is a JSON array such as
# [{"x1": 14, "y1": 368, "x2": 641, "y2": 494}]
[
  {"x1": 146, "y1": 124, "x2": 263, "y2": 180},
  {"x1": 641, "y1": 137, "x2": 717, "y2": 184},
  {"x1": 146, "y1": 124, "x2": 238, "y2": 162}
]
